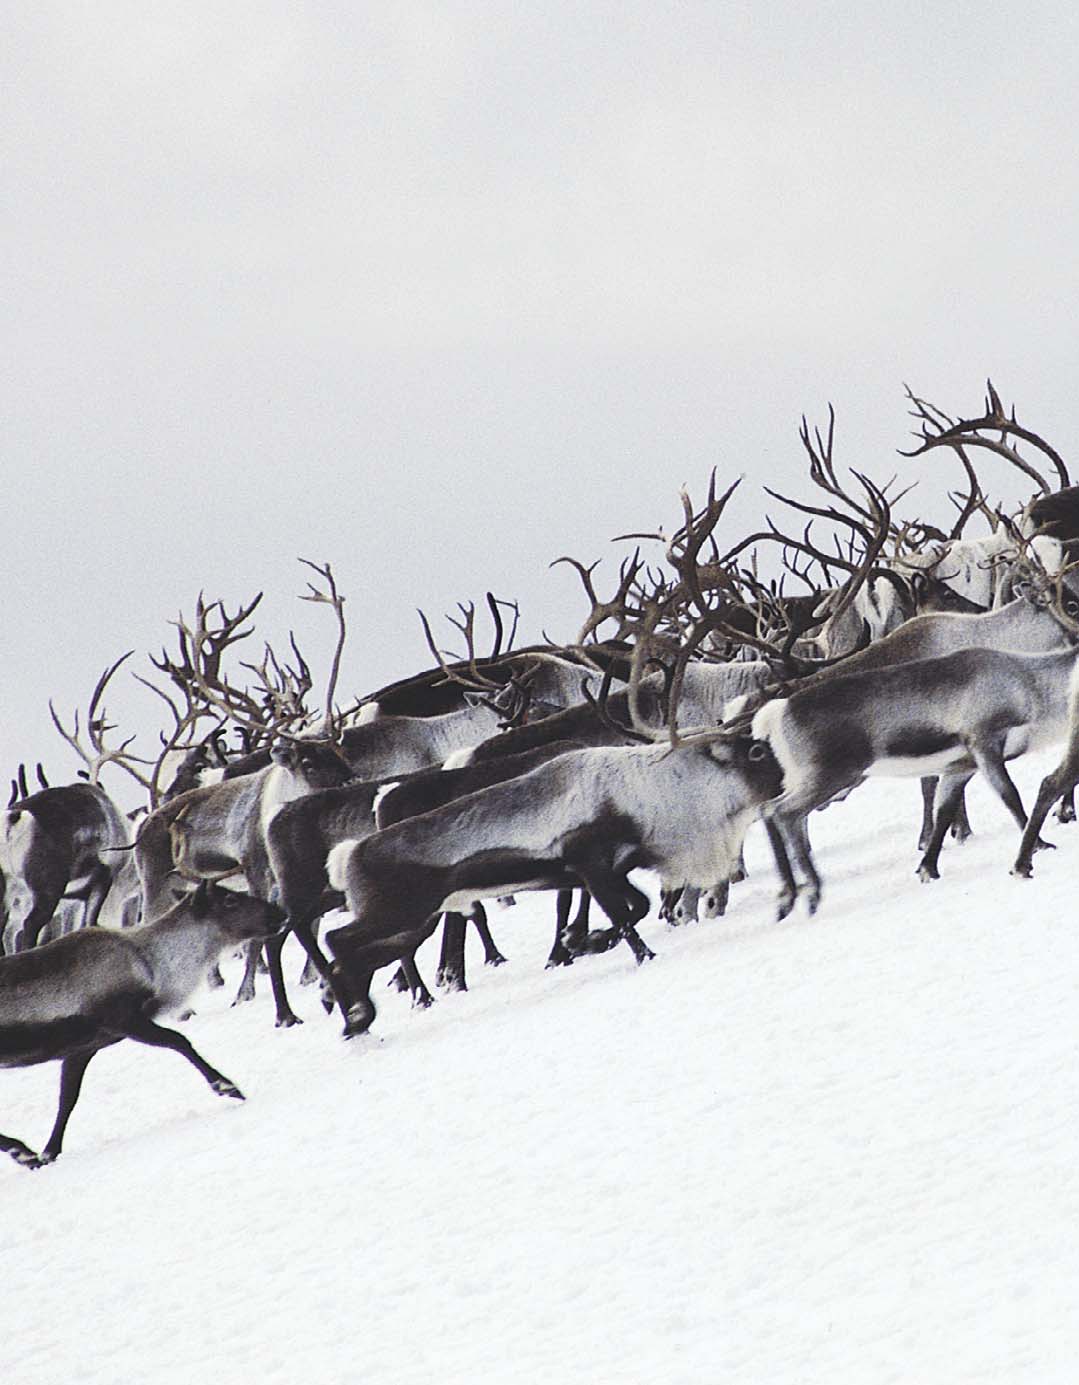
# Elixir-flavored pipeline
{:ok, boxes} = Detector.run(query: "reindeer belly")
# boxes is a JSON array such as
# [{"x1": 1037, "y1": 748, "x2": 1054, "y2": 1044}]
[
  {"x1": 440, "y1": 850, "x2": 569, "y2": 912},
  {"x1": 869, "y1": 727, "x2": 969, "y2": 778},
  {"x1": 0, "y1": 1016, "x2": 123, "y2": 1067}
]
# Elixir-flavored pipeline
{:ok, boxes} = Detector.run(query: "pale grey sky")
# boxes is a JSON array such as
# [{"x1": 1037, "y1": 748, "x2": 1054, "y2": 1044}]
[{"x1": 5, "y1": 2, "x2": 1079, "y2": 803}]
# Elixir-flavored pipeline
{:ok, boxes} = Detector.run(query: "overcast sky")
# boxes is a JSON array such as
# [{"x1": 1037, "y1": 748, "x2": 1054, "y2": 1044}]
[{"x1": 5, "y1": 2, "x2": 1079, "y2": 804}]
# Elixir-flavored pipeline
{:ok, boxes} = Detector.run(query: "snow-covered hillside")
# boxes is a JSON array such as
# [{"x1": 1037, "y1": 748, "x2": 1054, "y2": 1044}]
[{"x1": 4, "y1": 751, "x2": 1079, "y2": 1385}]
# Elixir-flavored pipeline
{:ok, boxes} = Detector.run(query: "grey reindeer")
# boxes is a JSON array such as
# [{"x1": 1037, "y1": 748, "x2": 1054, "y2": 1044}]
[
  {"x1": 322, "y1": 724, "x2": 783, "y2": 1040},
  {"x1": 752, "y1": 642, "x2": 1079, "y2": 918}
]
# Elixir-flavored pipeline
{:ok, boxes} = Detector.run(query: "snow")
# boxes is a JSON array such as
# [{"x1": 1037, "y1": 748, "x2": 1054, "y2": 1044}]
[{"x1": 4, "y1": 751, "x2": 1079, "y2": 1384}]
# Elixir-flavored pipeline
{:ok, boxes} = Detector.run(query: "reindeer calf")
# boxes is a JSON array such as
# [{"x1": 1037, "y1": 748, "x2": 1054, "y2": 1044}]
[{"x1": 0, "y1": 881, "x2": 284, "y2": 1169}]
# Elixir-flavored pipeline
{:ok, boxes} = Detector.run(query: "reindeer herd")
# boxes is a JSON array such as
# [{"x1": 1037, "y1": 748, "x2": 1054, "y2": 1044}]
[{"x1": 6, "y1": 381, "x2": 1079, "y2": 1170}]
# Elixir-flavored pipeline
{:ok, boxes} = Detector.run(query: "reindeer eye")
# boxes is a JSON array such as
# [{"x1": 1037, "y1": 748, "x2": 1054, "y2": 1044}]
[{"x1": 748, "y1": 741, "x2": 768, "y2": 761}]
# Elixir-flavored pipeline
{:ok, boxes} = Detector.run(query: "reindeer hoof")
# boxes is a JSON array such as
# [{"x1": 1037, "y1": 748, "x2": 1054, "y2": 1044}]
[
  {"x1": 231, "y1": 990, "x2": 255, "y2": 1008},
  {"x1": 343, "y1": 1003, "x2": 375, "y2": 1038},
  {"x1": 6, "y1": 1141, "x2": 44, "y2": 1168},
  {"x1": 776, "y1": 893, "x2": 796, "y2": 922},
  {"x1": 412, "y1": 991, "x2": 437, "y2": 1008},
  {"x1": 275, "y1": 1013, "x2": 303, "y2": 1029},
  {"x1": 917, "y1": 863, "x2": 940, "y2": 883},
  {"x1": 211, "y1": 1079, "x2": 245, "y2": 1101},
  {"x1": 485, "y1": 952, "x2": 508, "y2": 968},
  {"x1": 1010, "y1": 861, "x2": 1034, "y2": 879},
  {"x1": 1034, "y1": 837, "x2": 1056, "y2": 854}
]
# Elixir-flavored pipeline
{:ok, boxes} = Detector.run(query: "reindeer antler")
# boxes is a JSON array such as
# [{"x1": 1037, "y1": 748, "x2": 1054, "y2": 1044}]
[{"x1": 901, "y1": 380, "x2": 1071, "y2": 496}]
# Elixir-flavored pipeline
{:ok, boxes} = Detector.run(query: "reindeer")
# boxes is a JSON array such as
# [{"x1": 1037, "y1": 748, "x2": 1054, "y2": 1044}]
[
  {"x1": 263, "y1": 739, "x2": 598, "y2": 1026},
  {"x1": 752, "y1": 642, "x2": 1079, "y2": 917},
  {"x1": 0, "y1": 880, "x2": 284, "y2": 1170},
  {"x1": 321, "y1": 718, "x2": 782, "y2": 1039},
  {"x1": 134, "y1": 736, "x2": 352, "y2": 1013},
  {"x1": 0, "y1": 782, "x2": 128, "y2": 953}
]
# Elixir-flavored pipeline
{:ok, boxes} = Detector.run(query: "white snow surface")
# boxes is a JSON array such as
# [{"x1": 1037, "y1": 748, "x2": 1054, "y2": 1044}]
[{"x1": 5, "y1": 751, "x2": 1079, "y2": 1384}]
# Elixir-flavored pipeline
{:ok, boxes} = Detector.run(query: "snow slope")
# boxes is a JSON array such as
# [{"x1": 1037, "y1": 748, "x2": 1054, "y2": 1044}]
[{"x1": 3, "y1": 752, "x2": 1079, "y2": 1385}]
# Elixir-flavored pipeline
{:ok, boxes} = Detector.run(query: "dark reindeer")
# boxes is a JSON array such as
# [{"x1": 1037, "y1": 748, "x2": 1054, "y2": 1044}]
[
  {"x1": 1, "y1": 783, "x2": 128, "y2": 954},
  {"x1": 0, "y1": 881, "x2": 284, "y2": 1170}
]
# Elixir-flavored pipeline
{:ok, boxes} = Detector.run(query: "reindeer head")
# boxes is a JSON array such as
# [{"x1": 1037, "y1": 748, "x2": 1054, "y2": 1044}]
[{"x1": 269, "y1": 738, "x2": 353, "y2": 788}]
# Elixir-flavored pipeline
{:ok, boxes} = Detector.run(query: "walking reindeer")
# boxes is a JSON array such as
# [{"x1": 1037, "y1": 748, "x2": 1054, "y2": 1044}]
[
  {"x1": 322, "y1": 721, "x2": 783, "y2": 1038},
  {"x1": 0, "y1": 881, "x2": 284, "y2": 1169}
]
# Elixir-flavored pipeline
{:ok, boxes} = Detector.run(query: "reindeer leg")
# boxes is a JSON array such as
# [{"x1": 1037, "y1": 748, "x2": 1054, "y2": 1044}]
[
  {"x1": 286, "y1": 913, "x2": 353, "y2": 1018},
  {"x1": 783, "y1": 814, "x2": 822, "y2": 914},
  {"x1": 231, "y1": 939, "x2": 261, "y2": 1006},
  {"x1": 124, "y1": 1017, "x2": 245, "y2": 1099},
  {"x1": 673, "y1": 885, "x2": 700, "y2": 925},
  {"x1": 546, "y1": 889, "x2": 575, "y2": 967},
  {"x1": 918, "y1": 777, "x2": 938, "y2": 852},
  {"x1": 969, "y1": 740, "x2": 1032, "y2": 834},
  {"x1": 0, "y1": 1132, "x2": 42, "y2": 1168},
  {"x1": 263, "y1": 929, "x2": 303, "y2": 1028},
  {"x1": 1013, "y1": 750, "x2": 1079, "y2": 877},
  {"x1": 763, "y1": 816, "x2": 798, "y2": 920},
  {"x1": 917, "y1": 771, "x2": 973, "y2": 881},
  {"x1": 82, "y1": 862, "x2": 115, "y2": 929},
  {"x1": 658, "y1": 886, "x2": 680, "y2": 924},
  {"x1": 3, "y1": 870, "x2": 65, "y2": 952},
  {"x1": 574, "y1": 890, "x2": 625, "y2": 956},
  {"x1": 578, "y1": 869, "x2": 654, "y2": 965},
  {"x1": 326, "y1": 914, "x2": 440, "y2": 1039},
  {"x1": 471, "y1": 903, "x2": 506, "y2": 967},
  {"x1": 766, "y1": 766, "x2": 867, "y2": 918},
  {"x1": 701, "y1": 879, "x2": 730, "y2": 918},
  {"x1": 950, "y1": 789, "x2": 973, "y2": 842},
  {"x1": 31, "y1": 1050, "x2": 98, "y2": 1167},
  {"x1": 1056, "y1": 788, "x2": 1076, "y2": 824},
  {"x1": 616, "y1": 878, "x2": 655, "y2": 963},
  {"x1": 400, "y1": 951, "x2": 435, "y2": 1008},
  {"x1": 566, "y1": 890, "x2": 593, "y2": 952},
  {"x1": 298, "y1": 919, "x2": 323, "y2": 985},
  {"x1": 436, "y1": 913, "x2": 468, "y2": 992}
]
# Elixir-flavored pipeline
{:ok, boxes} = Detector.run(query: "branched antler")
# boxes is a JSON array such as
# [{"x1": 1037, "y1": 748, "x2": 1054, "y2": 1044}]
[
  {"x1": 49, "y1": 652, "x2": 156, "y2": 792},
  {"x1": 150, "y1": 592, "x2": 311, "y2": 746},
  {"x1": 550, "y1": 550, "x2": 645, "y2": 644},
  {"x1": 298, "y1": 558, "x2": 345, "y2": 736},
  {"x1": 900, "y1": 380, "x2": 1071, "y2": 496}
]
